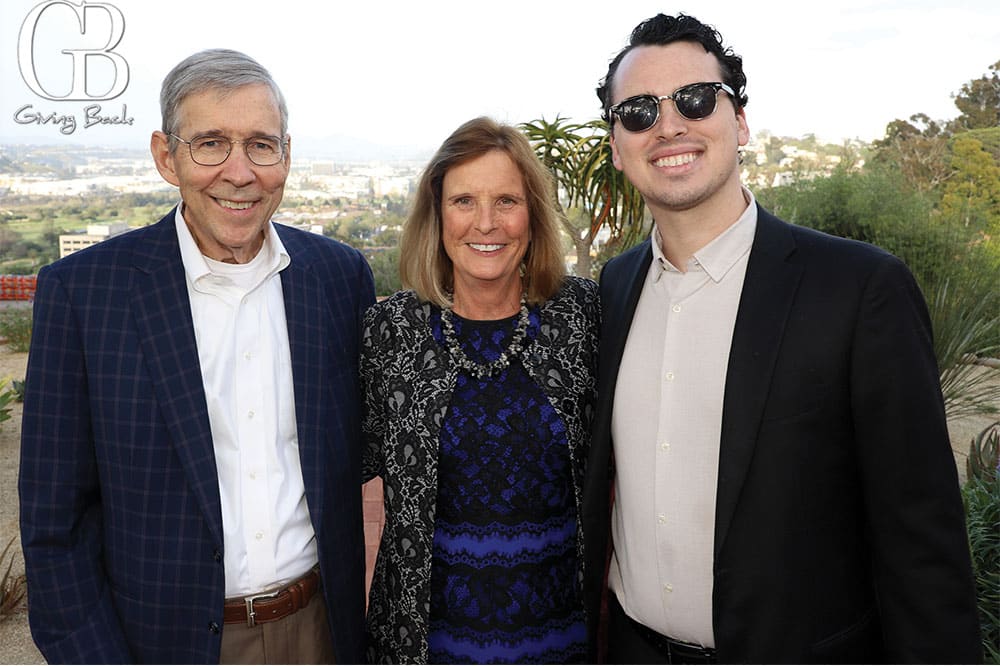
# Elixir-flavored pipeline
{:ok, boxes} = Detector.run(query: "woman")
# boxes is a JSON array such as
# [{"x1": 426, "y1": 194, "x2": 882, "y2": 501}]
[{"x1": 361, "y1": 117, "x2": 599, "y2": 664}]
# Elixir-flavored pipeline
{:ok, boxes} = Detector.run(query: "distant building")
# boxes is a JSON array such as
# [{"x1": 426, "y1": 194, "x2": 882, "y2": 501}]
[
  {"x1": 59, "y1": 222, "x2": 130, "y2": 258},
  {"x1": 373, "y1": 176, "x2": 412, "y2": 198}
]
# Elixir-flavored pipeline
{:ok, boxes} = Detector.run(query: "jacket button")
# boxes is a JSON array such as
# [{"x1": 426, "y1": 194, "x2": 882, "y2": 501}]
[
  {"x1": 213, "y1": 548, "x2": 222, "y2": 563},
  {"x1": 208, "y1": 621, "x2": 220, "y2": 634}
]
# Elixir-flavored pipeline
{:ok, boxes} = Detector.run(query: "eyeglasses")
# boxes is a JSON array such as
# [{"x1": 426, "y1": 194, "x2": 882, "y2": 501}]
[
  {"x1": 609, "y1": 82, "x2": 736, "y2": 132},
  {"x1": 169, "y1": 133, "x2": 287, "y2": 166}
]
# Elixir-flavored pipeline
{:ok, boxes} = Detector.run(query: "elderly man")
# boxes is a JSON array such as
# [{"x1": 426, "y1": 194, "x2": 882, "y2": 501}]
[{"x1": 19, "y1": 49, "x2": 373, "y2": 664}]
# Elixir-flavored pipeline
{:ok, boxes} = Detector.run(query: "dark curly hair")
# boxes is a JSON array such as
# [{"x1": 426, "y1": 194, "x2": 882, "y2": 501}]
[{"x1": 596, "y1": 13, "x2": 749, "y2": 124}]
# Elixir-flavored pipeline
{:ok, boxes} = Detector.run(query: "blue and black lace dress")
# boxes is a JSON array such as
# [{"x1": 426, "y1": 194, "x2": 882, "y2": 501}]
[{"x1": 427, "y1": 308, "x2": 587, "y2": 664}]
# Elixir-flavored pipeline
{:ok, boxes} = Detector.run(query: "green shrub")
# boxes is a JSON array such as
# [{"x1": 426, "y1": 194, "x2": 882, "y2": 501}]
[
  {"x1": 759, "y1": 168, "x2": 1000, "y2": 419},
  {"x1": 757, "y1": 167, "x2": 983, "y2": 297},
  {"x1": 0, "y1": 306, "x2": 32, "y2": 353},
  {"x1": 964, "y1": 423, "x2": 1000, "y2": 663}
]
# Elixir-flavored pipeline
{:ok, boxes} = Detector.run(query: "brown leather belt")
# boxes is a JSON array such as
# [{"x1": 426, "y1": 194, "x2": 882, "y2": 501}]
[{"x1": 223, "y1": 568, "x2": 320, "y2": 627}]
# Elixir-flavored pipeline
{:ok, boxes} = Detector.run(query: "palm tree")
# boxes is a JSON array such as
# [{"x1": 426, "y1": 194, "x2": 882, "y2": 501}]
[{"x1": 520, "y1": 117, "x2": 646, "y2": 276}]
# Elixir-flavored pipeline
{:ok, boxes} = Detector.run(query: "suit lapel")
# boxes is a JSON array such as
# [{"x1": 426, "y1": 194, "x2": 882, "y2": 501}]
[
  {"x1": 714, "y1": 209, "x2": 802, "y2": 557},
  {"x1": 597, "y1": 243, "x2": 652, "y2": 403},
  {"x1": 130, "y1": 211, "x2": 223, "y2": 543},
  {"x1": 586, "y1": 243, "x2": 651, "y2": 538},
  {"x1": 275, "y1": 228, "x2": 327, "y2": 526}
]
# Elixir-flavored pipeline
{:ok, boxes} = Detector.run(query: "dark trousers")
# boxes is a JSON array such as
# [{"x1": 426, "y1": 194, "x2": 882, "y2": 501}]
[{"x1": 607, "y1": 593, "x2": 717, "y2": 665}]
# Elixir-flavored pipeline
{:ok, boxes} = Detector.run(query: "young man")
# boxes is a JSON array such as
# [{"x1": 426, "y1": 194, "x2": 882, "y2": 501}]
[
  {"x1": 19, "y1": 49, "x2": 374, "y2": 663},
  {"x1": 583, "y1": 13, "x2": 982, "y2": 663}
]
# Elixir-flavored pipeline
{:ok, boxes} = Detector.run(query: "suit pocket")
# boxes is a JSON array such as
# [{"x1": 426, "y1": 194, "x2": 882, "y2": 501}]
[
  {"x1": 759, "y1": 382, "x2": 835, "y2": 424},
  {"x1": 810, "y1": 607, "x2": 882, "y2": 663}
]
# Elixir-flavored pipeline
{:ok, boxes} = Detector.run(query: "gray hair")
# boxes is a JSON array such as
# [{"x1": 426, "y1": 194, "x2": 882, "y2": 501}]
[{"x1": 159, "y1": 49, "x2": 288, "y2": 137}]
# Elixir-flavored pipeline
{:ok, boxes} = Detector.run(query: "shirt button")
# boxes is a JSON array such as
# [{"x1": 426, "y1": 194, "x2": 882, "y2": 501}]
[
  {"x1": 244, "y1": 351, "x2": 252, "y2": 360},
  {"x1": 255, "y1": 532, "x2": 263, "y2": 540},
  {"x1": 672, "y1": 304, "x2": 682, "y2": 313},
  {"x1": 247, "y1": 410, "x2": 255, "y2": 419},
  {"x1": 665, "y1": 372, "x2": 675, "y2": 381},
  {"x1": 658, "y1": 514, "x2": 667, "y2": 525},
  {"x1": 249, "y1": 471, "x2": 257, "y2": 480},
  {"x1": 664, "y1": 583, "x2": 673, "y2": 593},
  {"x1": 660, "y1": 441, "x2": 670, "y2": 451}
]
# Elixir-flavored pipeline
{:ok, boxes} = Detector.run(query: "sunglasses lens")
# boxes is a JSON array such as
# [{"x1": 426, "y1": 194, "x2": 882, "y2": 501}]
[
  {"x1": 674, "y1": 84, "x2": 718, "y2": 120},
  {"x1": 617, "y1": 96, "x2": 660, "y2": 132},
  {"x1": 613, "y1": 84, "x2": 726, "y2": 130}
]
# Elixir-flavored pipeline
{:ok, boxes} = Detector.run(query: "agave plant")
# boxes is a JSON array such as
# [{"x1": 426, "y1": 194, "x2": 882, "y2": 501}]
[
  {"x1": 0, "y1": 536, "x2": 27, "y2": 619},
  {"x1": 930, "y1": 277, "x2": 1000, "y2": 420},
  {"x1": 0, "y1": 375, "x2": 17, "y2": 426},
  {"x1": 967, "y1": 422, "x2": 1000, "y2": 484}
]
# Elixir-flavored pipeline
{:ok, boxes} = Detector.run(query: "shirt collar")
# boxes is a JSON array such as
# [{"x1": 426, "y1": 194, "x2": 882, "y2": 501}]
[
  {"x1": 173, "y1": 202, "x2": 291, "y2": 287},
  {"x1": 649, "y1": 187, "x2": 758, "y2": 283}
]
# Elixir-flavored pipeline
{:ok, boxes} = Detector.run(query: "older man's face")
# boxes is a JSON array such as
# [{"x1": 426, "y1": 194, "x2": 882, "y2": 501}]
[{"x1": 151, "y1": 83, "x2": 289, "y2": 264}]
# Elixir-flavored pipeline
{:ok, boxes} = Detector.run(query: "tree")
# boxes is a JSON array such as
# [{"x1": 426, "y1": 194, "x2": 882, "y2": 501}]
[
  {"x1": 0, "y1": 226, "x2": 19, "y2": 258},
  {"x1": 366, "y1": 246, "x2": 401, "y2": 298},
  {"x1": 520, "y1": 117, "x2": 645, "y2": 276},
  {"x1": 951, "y1": 60, "x2": 1000, "y2": 132},
  {"x1": 871, "y1": 114, "x2": 952, "y2": 193},
  {"x1": 872, "y1": 62, "x2": 1000, "y2": 196},
  {"x1": 764, "y1": 135, "x2": 785, "y2": 165},
  {"x1": 940, "y1": 134, "x2": 1000, "y2": 235}
]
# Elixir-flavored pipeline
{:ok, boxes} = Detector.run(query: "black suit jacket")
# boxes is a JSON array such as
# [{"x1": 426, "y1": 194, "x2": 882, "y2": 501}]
[{"x1": 583, "y1": 206, "x2": 981, "y2": 663}]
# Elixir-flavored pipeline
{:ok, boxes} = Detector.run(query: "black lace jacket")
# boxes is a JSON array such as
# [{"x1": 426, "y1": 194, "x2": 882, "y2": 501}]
[{"x1": 360, "y1": 276, "x2": 600, "y2": 663}]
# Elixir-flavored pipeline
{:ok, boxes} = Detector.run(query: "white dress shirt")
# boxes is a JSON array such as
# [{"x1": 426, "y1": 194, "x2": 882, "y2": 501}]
[
  {"x1": 609, "y1": 191, "x2": 757, "y2": 647},
  {"x1": 175, "y1": 206, "x2": 317, "y2": 597}
]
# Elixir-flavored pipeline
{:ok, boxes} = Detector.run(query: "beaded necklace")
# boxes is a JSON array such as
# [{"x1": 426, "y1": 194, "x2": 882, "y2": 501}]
[{"x1": 440, "y1": 294, "x2": 530, "y2": 379}]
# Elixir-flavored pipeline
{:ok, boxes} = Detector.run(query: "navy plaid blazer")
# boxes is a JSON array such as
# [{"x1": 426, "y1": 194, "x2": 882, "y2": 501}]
[{"x1": 19, "y1": 209, "x2": 374, "y2": 664}]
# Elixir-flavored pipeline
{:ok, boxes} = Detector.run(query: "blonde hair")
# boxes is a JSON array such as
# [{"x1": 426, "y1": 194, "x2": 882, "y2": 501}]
[{"x1": 399, "y1": 117, "x2": 565, "y2": 307}]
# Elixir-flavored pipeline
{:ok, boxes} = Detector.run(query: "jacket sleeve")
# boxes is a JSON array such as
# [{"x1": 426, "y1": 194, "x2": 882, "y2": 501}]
[
  {"x1": 849, "y1": 255, "x2": 982, "y2": 662},
  {"x1": 360, "y1": 303, "x2": 387, "y2": 483},
  {"x1": 18, "y1": 267, "x2": 132, "y2": 664}
]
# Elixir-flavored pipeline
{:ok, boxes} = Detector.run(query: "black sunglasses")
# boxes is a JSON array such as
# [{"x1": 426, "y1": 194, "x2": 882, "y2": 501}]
[{"x1": 610, "y1": 82, "x2": 736, "y2": 132}]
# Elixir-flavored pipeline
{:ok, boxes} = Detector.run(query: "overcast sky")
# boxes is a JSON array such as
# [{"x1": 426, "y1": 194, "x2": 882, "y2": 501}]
[{"x1": 1, "y1": 0, "x2": 997, "y2": 158}]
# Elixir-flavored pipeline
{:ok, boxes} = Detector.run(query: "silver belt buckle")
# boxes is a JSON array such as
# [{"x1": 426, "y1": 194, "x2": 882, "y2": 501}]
[{"x1": 244, "y1": 588, "x2": 282, "y2": 628}]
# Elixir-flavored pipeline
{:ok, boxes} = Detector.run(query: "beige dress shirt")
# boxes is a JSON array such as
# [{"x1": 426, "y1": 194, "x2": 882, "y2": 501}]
[{"x1": 609, "y1": 191, "x2": 757, "y2": 647}]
